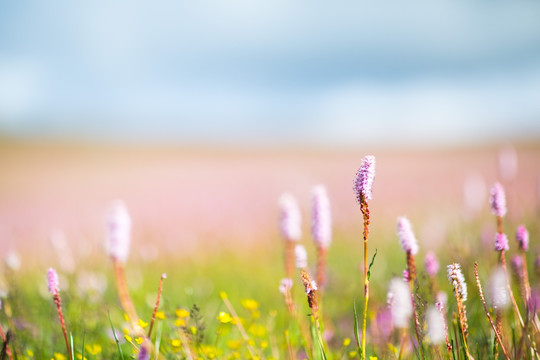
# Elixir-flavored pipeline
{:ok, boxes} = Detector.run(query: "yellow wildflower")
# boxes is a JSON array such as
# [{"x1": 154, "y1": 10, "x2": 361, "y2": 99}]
[
  {"x1": 138, "y1": 319, "x2": 149, "y2": 328},
  {"x1": 343, "y1": 338, "x2": 351, "y2": 347},
  {"x1": 217, "y1": 312, "x2": 233, "y2": 324},
  {"x1": 175, "y1": 318, "x2": 186, "y2": 327},
  {"x1": 85, "y1": 344, "x2": 102, "y2": 355},
  {"x1": 156, "y1": 311, "x2": 166, "y2": 320},
  {"x1": 171, "y1": 339, "x2": 182, "y2": 347},
  {"x1": 241, "y1": 299, "x2": 259, "y2": 310},
  {"x1": 176, "y1": 309, "x2": 190, "y2": 318},
  {"x1": 53, "y1": 353, "x2": 66, "y2": 360}
]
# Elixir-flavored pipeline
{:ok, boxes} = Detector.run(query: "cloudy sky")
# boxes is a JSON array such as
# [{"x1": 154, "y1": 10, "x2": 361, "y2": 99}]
[{"x1": 1, "y1": 1, "x2": 540, "y2": 146}]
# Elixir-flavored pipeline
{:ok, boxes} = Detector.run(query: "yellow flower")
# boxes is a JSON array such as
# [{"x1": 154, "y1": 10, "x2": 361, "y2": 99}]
[
  {"x1": 85, "y1": 344, "x2": 102, "y2": 355},
  {"x1": 248, "y1": 324, "x2": 266, "y2": 337},
  {"x1": 190, "y1": 326, "x2": 197, "y2": 335},
  {"x1": 156, "y1": 311, "x2": 166, "y2": 320},
  {"x1": 76, "y1": 355, "x2": 87, "y2": 360},
  {"x1": 348, "y1": 351, "x2": 358, "y2": 358},
  {"x1": 174, "y1": 318, "x2": 186, "y2": 327},
  {"x1": 217, "y1": 312, "x2": 233, "y2": 324},
  {"x1": 219, "y1": 291, "x2": 228, "y2": 300},
  {"x1": 343, "y1": 338, "x2": 351, "y2": 347},
  {"x1": 176, "y1": 309, "x2": 190, "y2": 318},
  {"x1": 261, "y1": 340, "x2": 268, "y2": 349},
  {"x1": 138, "y1": 319, "x2": 149, "y2": 328},
  {"x1": 26, "y1": 350, "x2": 34, "y2": 357},
  {"x1": 123, "y1": 313, "x2": 130, "y2": 322},
  {"x1": 171, "y1": 339, "x2": 182, "y2": 347},
  {"x1": 135, "y1": 337, "x2": 144, "y2": 345},
  {"x1": 124, "y1": 334, "x2": 133, "y2": 343},
  {"x1": 369, "y1": 357, "x2": 378, "y2": 360},
  {"x1": 53, "y1": 353, "x2": 66, "y2": 360},
  {"x1": 226, "y1": 339, "x2": 242, "y2": 350},
  {"x1": 241, "y1": 299, "x2": 259, "y2": 311}
]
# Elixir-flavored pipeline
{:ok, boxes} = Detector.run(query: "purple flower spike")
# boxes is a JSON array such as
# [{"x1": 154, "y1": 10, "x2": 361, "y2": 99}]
[
  {"x1": 311, "y1": 185, "x2": 332, "y2": 249},
  {"x1": 516, "y1": 225, "x2": 529, "y2": 252},
  {"x1": 138, "y1": 344, "x2": 149, "y2": 360},
  {"x1": 489, "y1": 182, "x2": 507, "y2": 218},
  {"x1": 402, "y1": 269, "x2": 410, "y2": 282},
  {"x1": 494, "y1": 233, "x2": 509, "y2": 252},
  {"x1": 425, "y1": 251, "x2": 439, "y2": 277},
  {"x1": 397, "y1": 217, "x2": 419, "y2": 255},
  {"x1": 279, "y1": 193, "x2": 302, "y2": 242},
  {"x1": 106, "y1": 200, "x2": 132, "y2": 263},
  {"x1": 354, "y1": 155, "x2": 376, "y2": 203},
  {"x1": 48, "y1": 267, "x2": 59, "y2": 296},
  {"x1": 511, "y1": 255, "x2": 523, "y2": 272}
]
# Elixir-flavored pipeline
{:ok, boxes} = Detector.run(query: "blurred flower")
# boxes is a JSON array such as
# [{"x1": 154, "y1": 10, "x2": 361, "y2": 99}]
[
  {"x1": 489, "y1": 267, "x2": 509, "y2": 310},
  {"x1": 494, "y1": 233, "x2": 509, "y2": 252},
  {"x1": 397, "y1": 217, "x2": 419, "y2": 255},
  {"x1": 48, "y1": 268, "x2": 59, "y2": 296},
  {"x1": 489, "y1": 183, "x2": 507, "y2": 218},
  {"x1": 425, "y1": 251, "x2": 439, "y2": 277},
  {"x1": 5, "y1": 250, "x2": 21, "y2": 271},
  {"x1": 402, "y1": 269, "x2": 410, "y2": 282},
  {"x1": 311, "y1": 185, "x2": 332, "y2": 249},
  {"x1": 295, "y1": 244, "x2": 308, "y2": 269},
  {"x1": 353, "y1": 155, "x2": 376, "y2": 203},
  {"x1": 105, "y1": 200, "x2": 132, "y2": 263},
  {"x1": 217, "y1": 312, "x2": 233, "y2": 324},
  {"x1": 426, "y1": 305, "x2": 445, "y2": 345},
  {"x1": 516, "y1": 225, "x2": 529, "y2": 252},
  {"x1": 388, "y1": 278, "x2": 412, "y2": 328},
  {"x1": 279, "y1": 278, "x2": 293, "y2": 295},
  {"x1": 279, "y1": 193, "x2": 302, "y2": 242}
]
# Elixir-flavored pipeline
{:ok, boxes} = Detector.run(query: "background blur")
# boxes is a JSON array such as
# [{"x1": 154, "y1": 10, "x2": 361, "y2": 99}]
[{"x1": 1, "y1": 1, "x2": 540, "y2": 260}]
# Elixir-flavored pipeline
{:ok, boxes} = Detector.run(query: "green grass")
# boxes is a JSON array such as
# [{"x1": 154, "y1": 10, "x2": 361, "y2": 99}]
[{"x1": 1, "y1": 214, "x2": 539, "y2": 359}]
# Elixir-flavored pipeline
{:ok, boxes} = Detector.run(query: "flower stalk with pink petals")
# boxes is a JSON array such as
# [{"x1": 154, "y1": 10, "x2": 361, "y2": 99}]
[
  {"x1": 48, "y1": 268, "x2": 72, "y2": 360},
  {"x1": 353, "y1": 155, "x2": 375, "y2": 360}
]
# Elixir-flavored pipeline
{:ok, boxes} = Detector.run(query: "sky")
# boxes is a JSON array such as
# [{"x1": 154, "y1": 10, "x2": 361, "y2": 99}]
[{"x1": 1, "y1": 1, "x2": 540, "y2": 147}]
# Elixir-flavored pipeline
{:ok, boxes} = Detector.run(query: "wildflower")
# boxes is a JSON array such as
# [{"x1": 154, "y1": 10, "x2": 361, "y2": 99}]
[
  {"x1": 176, "y1": 309, "x2": 190, "y2": 318},
  {"x1": 425, "y1": 251, "x2": 439, "y2": 277},
  {"x1": 494, "y1": 233, "x2": 509, "y2": 252},
  {"x1": 402, "y1": 269, "x2": 410, "y2": 282},
  {"x1": 138, "y1": 319, "x2": 148, "y2": 328},
  {"x1": 279, "y1": 193, "x2": 302, "y2": 242},
  {"x1": 516, "y1": 225, "x2": 529, "y2": 252},
  {"x1": 426, "y1": 306, "x2": 445, "y2": 345},
  {"x1": 397, "y1": 217, "x2": 419, "y2": 255},
  {"x1": 295, "y1": 244, "x2": 308, "y2": 269},
  {"x1": 489, "y1": 183, "x2": 507, "y2": 218},
  {"x1": 447, "y1": 263, "x2": 467, "y2": 301},
  {"x1": 241, "y1": 299, "x2": 259, "y2": 311},
  {"x1": 388, "y1": 278, "x2": 412, "y2": 328},
  {"x1": 353, "y1": 155, "x2": 376, "y2": 203},
  {"x1": 511, "y1": 255, "x2": 523, "y2": 272},
  {"x1": 279, "y1": 278, "x2": 293, "y2": 295},
  {"x1": 105, "y1": 200, "x2": 132, "y2": 263},
  {"x1": 311, "y1": 185, "x2": 332, "y2": 249},
  {"x1": 489, "y1": 267, "x2": 510, "y2": 309},
  {"x1": 137, "y1": 342, "x2": 149, "y2": 360},
  {"x1": 48, "y1": 268, "x2": 60, "y2": 296},
  {"x1": 217, "y1": 312, "x2": 233, "y2": 324}
]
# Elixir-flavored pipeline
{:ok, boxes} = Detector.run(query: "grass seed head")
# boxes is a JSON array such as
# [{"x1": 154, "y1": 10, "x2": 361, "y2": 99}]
[{"x1": 447, "y1": 263, "x2": 467, "y2": 302}]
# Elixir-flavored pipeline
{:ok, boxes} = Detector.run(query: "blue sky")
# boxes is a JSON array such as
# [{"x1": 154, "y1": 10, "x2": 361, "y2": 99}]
[{"x1": 1, "y1": 1, "x2": 540, "y2": 146}]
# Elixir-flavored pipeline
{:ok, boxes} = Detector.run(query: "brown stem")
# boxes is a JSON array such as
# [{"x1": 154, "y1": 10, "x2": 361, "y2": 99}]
[
  {"x1": 54, "y1": 294, "x2": 72, "y2": 360},
  {"x1": 113, "y1": 260, "x2": 140, "y2": 332},
  {"x1": 147, "y1": 274, "x2": 166, "y2": 338},
  {"x1": 406, "y1": 253, "x2": 425, "y2": 360},
  {"x1": 500, "y1": 251, "x2": 525, "y2": 328},
  {"x1": 316, "y1": 246, "x2": 327, "y2": 290},
  {"x1": 285, "y1": 240, "x2": 295, "y2": 280}
]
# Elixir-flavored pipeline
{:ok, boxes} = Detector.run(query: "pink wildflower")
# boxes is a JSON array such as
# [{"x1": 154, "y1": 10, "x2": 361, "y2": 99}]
[
  {"x1": 279, "y1": 193, "x2": 302, "y2": 242},
  {"x1": 311, "y1": 185, "x2": 332, "y2": 249},
  {"x1": 397, "y1": 216, "x2": 419, "y2": 255},
  {"x1": 516, "y1": 225, "x2": 529, "y2": 252},
  {"x1": 425, "y1": 251, "x2": 439, "y2": 277},
  {"x1": 48, "y1": 267, "x2": 59, "y2": 296},
  {"x1": 494, "y1": 233, "x2": 509, "y2": 252},
  {"x1": 353, "y1": 155, "x2": 376, "y2": 203},
  {"x1": 489, "y1": 183, "x2": 507, "y2": 218}
]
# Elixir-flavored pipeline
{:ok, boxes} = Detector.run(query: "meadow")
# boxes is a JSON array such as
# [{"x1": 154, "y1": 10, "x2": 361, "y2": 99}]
[{"x1": 0, "y1": 140, "x2": 539, "y2": 359}]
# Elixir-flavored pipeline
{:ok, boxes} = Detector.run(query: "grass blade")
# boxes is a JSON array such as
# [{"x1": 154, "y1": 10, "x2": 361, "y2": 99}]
[
  {"x1": 353, "y1": 298, "x2": 361, "y2": 355},
  {"x1": 108, "y1": 311, "x2": 124, "y2": 360}
]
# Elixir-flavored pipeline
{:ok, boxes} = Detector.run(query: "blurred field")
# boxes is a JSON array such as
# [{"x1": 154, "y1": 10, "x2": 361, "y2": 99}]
[
  {"x1": 0, "y1": 139, "x2": 539, "y2": 259},
  {"x1": 1, "y1": 139, "x2": 540, "y2": 357}
]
